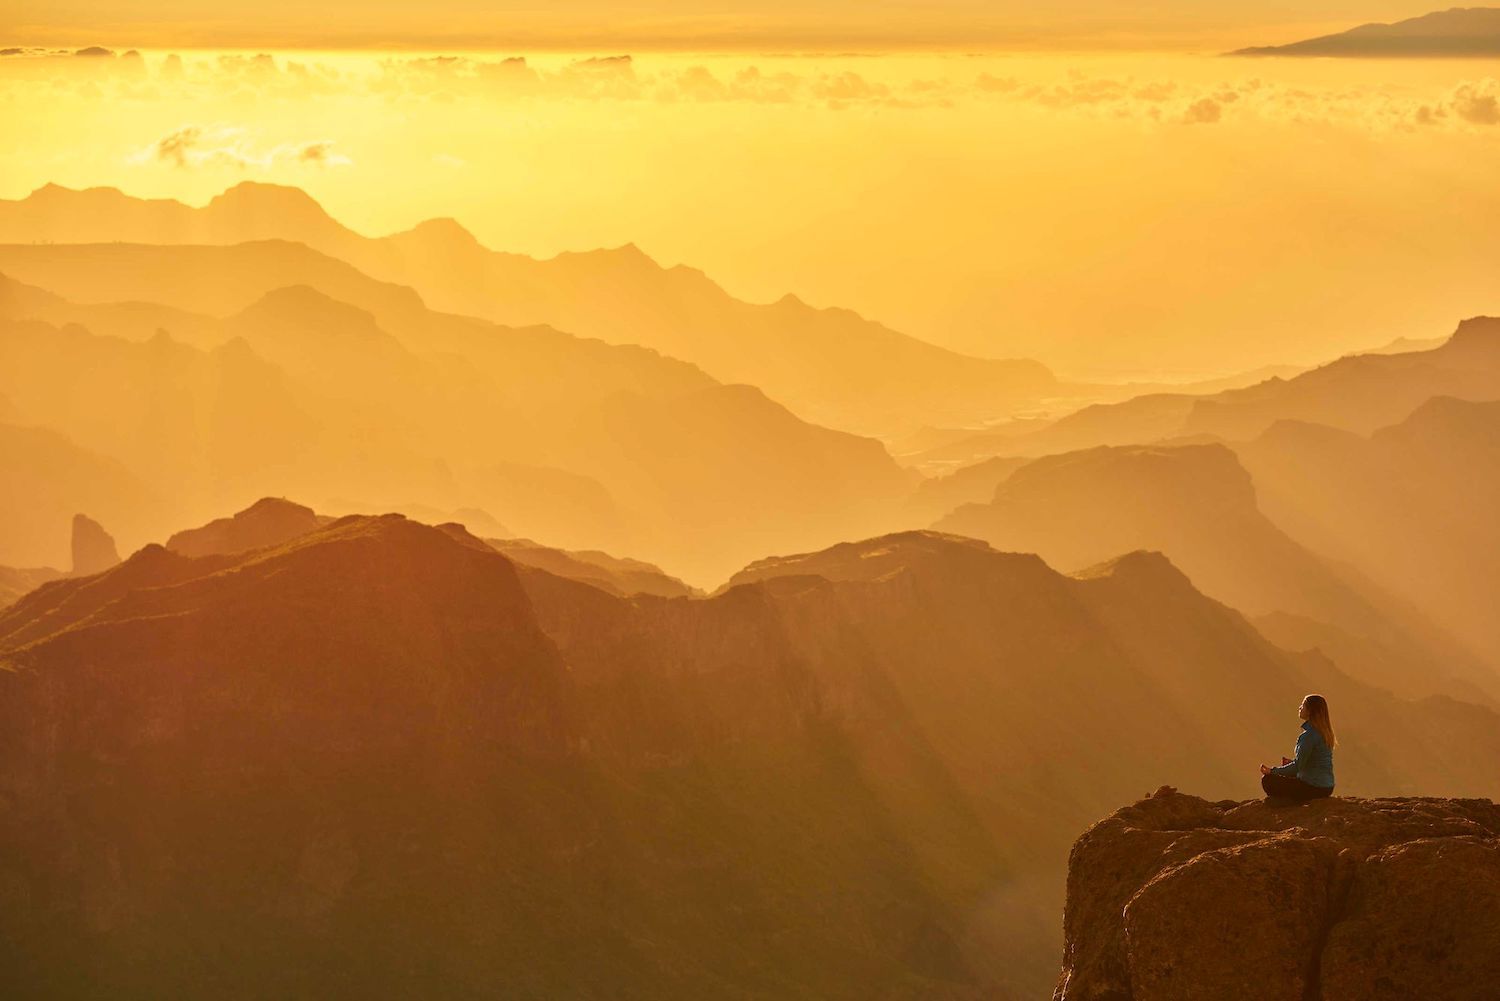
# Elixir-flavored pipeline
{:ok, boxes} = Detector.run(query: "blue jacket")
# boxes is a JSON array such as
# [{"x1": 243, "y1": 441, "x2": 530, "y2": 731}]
[{"x1": 1270, "y1": 722, "x2": 1335, "y2": 788}]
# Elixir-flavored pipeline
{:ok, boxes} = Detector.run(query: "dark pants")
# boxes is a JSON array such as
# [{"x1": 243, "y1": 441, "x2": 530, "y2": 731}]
[{"x1": 1262, "y1": 772, "x2": 1334, "y2": 801}]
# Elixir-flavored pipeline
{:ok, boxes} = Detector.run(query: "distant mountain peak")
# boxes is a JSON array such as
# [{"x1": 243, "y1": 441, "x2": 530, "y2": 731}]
[
  {"x1": 166, "y1": 497, "x2": 323, "y2": 558},
  {"x1": 31, "y1": 181, "x2": 78, "y2": 196},
  {"x1": 1448, "y1": 314, "x2": 1500, "y2": 347},
  {"x1": 1233, "y1": 7, "x2": 1500, "y2": 56},
  {"x1": 27, "y1": 182, "x2": 134, "y2": 205},
  {"x1": 210, "y1": 180, "x2": 328, "y2": 213},
  {"x1": 205, "y1": 182, "x2": 343, "y2": 236},
  {"x1": 240, "y1": 282, "x2": 373, "y2": 321},
  {"x1": 1072, "y1": 549, "x2": 1190, "y2": 587},
  {"x1": 399, "y1": 216, "x2": 483, "y2": 249},
  {"x1": 70, "y1": 513, "x2": 119, "y2": 576},
  {"x1": 228, "y1": 285, "x2": 399, "y2": 352},
  {"x1": 724, "y1": 529, "x2": 1051, "y2": 592}
]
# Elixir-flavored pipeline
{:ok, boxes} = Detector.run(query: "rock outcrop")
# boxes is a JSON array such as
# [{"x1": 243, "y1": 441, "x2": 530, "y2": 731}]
[
  {"x1": 165, "y1": 496, "x2": 323, "y2": 557},
  {"x1": 1054, "y1": 786, "x2": 1500, "y2": 1001},
  {"x1": 69, "y1": 512, "x2": 119, "y2": 574}
]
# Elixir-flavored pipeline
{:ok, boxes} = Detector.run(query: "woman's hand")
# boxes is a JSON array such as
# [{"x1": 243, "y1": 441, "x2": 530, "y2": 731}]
[{"x1": 1259, "y1": 764, "x2": 1271, "y2": 776}]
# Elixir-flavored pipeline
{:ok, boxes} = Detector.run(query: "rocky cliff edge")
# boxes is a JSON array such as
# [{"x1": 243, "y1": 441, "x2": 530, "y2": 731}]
[{"x1": 1054, "y1": 786, "x2": 1500, "y2": 1001}]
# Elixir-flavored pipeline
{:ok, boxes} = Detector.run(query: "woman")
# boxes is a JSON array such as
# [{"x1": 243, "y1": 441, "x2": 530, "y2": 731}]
[{"x1": 1260, "y1": 694, "x2": 1336, "y2": 800}]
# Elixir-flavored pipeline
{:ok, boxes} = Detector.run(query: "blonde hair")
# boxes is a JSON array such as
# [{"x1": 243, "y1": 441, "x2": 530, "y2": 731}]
[{"x1": 1304, "y1": 694, "x2": 1337, "y2": 749}]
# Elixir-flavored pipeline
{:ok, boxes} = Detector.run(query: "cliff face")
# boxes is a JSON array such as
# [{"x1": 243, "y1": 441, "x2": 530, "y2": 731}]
[{"x1": 1054, "y1": 787, "x2": 1500, "y2": 1001}]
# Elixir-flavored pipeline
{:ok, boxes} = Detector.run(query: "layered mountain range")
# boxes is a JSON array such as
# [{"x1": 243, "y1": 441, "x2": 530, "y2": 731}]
[
  {"x1": 3, "y1": 509, "x2": 1498, "y2": 998},
  {"x1": 0, "y1": 182, "x2": 1061, "y2": 435},
  {"x1": 2, "y1": 175, "x2": 1497, "y2": 999},
  {"x1": 0, "y1": 259, "x2": 911, "y2": 584},
  {"x1": 911, "y1": 316, "x2": 1500, "y2": 469},
  {"x1": 920, "y1": 318, "x2": 1500, "y2": 705}
]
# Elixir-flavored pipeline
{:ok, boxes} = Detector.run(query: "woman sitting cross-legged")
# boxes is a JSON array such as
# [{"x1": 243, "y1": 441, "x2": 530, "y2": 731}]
[{"x1": 1260, "y1": 694, "x2": 1336, "y2": 801}]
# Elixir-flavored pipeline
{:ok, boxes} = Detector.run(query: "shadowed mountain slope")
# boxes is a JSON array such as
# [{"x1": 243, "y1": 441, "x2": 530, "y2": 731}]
[
  {"x1": 934, "y1": 442, "x2": 1490, "y2": 702},
  {"x1": 902, "y1": 455, "x2": 1031, "y2": 525},
  {"x1": 4, "y1": 520, "x2": 1498, "y2": 999},
  {"x1": 488, "y1": 536, "x2": 697, "y2": 598},
  {"x1": 0, "y1": 182, "x2": 1059, "y2": 435},
  {"x1": 1236, "y1": 396, "x2": 1500, "y2": 678},
  {"x1": 1234, "y1": 7, "x2": 1500, "y2": 57}
]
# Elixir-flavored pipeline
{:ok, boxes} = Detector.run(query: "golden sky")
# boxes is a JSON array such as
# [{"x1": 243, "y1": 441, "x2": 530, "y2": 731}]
[
  {"x1": 4, "y1": 3, "x2": 1500, "y2": 378},
  {"x1": 0, "y1": 1, "x2": 1446, "y2": 50}
]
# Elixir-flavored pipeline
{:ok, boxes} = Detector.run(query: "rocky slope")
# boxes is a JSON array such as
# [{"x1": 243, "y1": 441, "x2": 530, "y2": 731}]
[
  {"x1": 3, "y1": 521, "x2": 1498, "y2": 999},
  {"x1": 1054, "y1": 786, "x2": 1500, "y2": 1001}
]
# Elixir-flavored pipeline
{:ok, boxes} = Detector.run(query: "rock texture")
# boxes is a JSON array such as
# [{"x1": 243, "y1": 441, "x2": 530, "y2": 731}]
[
  {"x1": 1054, "y1": 786, "x2": 1500, "y2": 1001},
  {"x1": 69, "y1": 512, "x2": 119, "y2": 574}
]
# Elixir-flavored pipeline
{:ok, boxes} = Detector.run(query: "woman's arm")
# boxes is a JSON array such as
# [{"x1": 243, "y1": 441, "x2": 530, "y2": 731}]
[{"x1": 1268, "y1": 732, "x2": 1305, "y2": 776}]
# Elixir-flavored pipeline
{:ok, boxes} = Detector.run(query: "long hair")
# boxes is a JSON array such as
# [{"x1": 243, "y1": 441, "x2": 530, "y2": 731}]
[{"x1": 1305, "y1": 694, "x2": 1337, "y2": 749}]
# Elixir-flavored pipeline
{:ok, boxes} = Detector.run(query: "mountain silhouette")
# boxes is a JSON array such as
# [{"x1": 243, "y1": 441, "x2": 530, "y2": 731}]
[
  {"x1": 934, "y1": 441, "x2": 1488, "y2": 702},
  {"x1": 0, "y1": 257, "x2": 915, "y2": 583},
  {"x1": 0, "y1": 271, "x2": 223, "y2": 347},
  {"x1": 901, "y1": 455, "x2": 1031, "y2": 524},
  {"x1": 0, "y1": 182, "x2": 1060, "y2": 435},
  {"x1": 1237, "y1": 395, "x2": 1500, "y2": 683},
  {"x1": 488, "y1": 535, "x2": 697, "y2": 598},
  {"x1": 3, "y1": 516, "x2": 1498, "y2": 998},
  {"x1": 915, "y1": 317, "x2": 1500, "y2": 469},
  {"x1": 1234, "y1": 7, "x2": 1500, "y2": 57},
  {"x1": 70, "y1": 513, "x2": 119, "y2": 574},
  {"x1": 166, "y1": 497, "x2": 326, "y2": 557},
  {"x1": 164, "y1": 495, "x2": 693, "y2": 598}
]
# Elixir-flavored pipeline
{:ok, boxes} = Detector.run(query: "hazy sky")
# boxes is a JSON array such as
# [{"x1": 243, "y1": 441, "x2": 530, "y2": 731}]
[
  {"x1": 5, "y1": 4, "x2": 1500, "y2": 378},
  {"x1": 2, "y1": 1, "x2": 1447, "y2": 50}
]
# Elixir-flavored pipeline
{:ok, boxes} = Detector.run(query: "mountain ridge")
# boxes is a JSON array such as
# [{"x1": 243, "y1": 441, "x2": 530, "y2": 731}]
[
  {"x1": 0, "y1": 181, "x2": 1059, "y2": 435},
  {"x1": 4, "y1": 507, "x2": 1500, "y2": 998},
  {"x1": 1233, "y1": 6, "x2": 1500, "y2": 56}
]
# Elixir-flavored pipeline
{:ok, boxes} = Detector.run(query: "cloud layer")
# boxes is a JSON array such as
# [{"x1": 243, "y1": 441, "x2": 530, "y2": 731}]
[{"x1": 5, "y1": 46, "x2": 1500, "y2": 134}]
